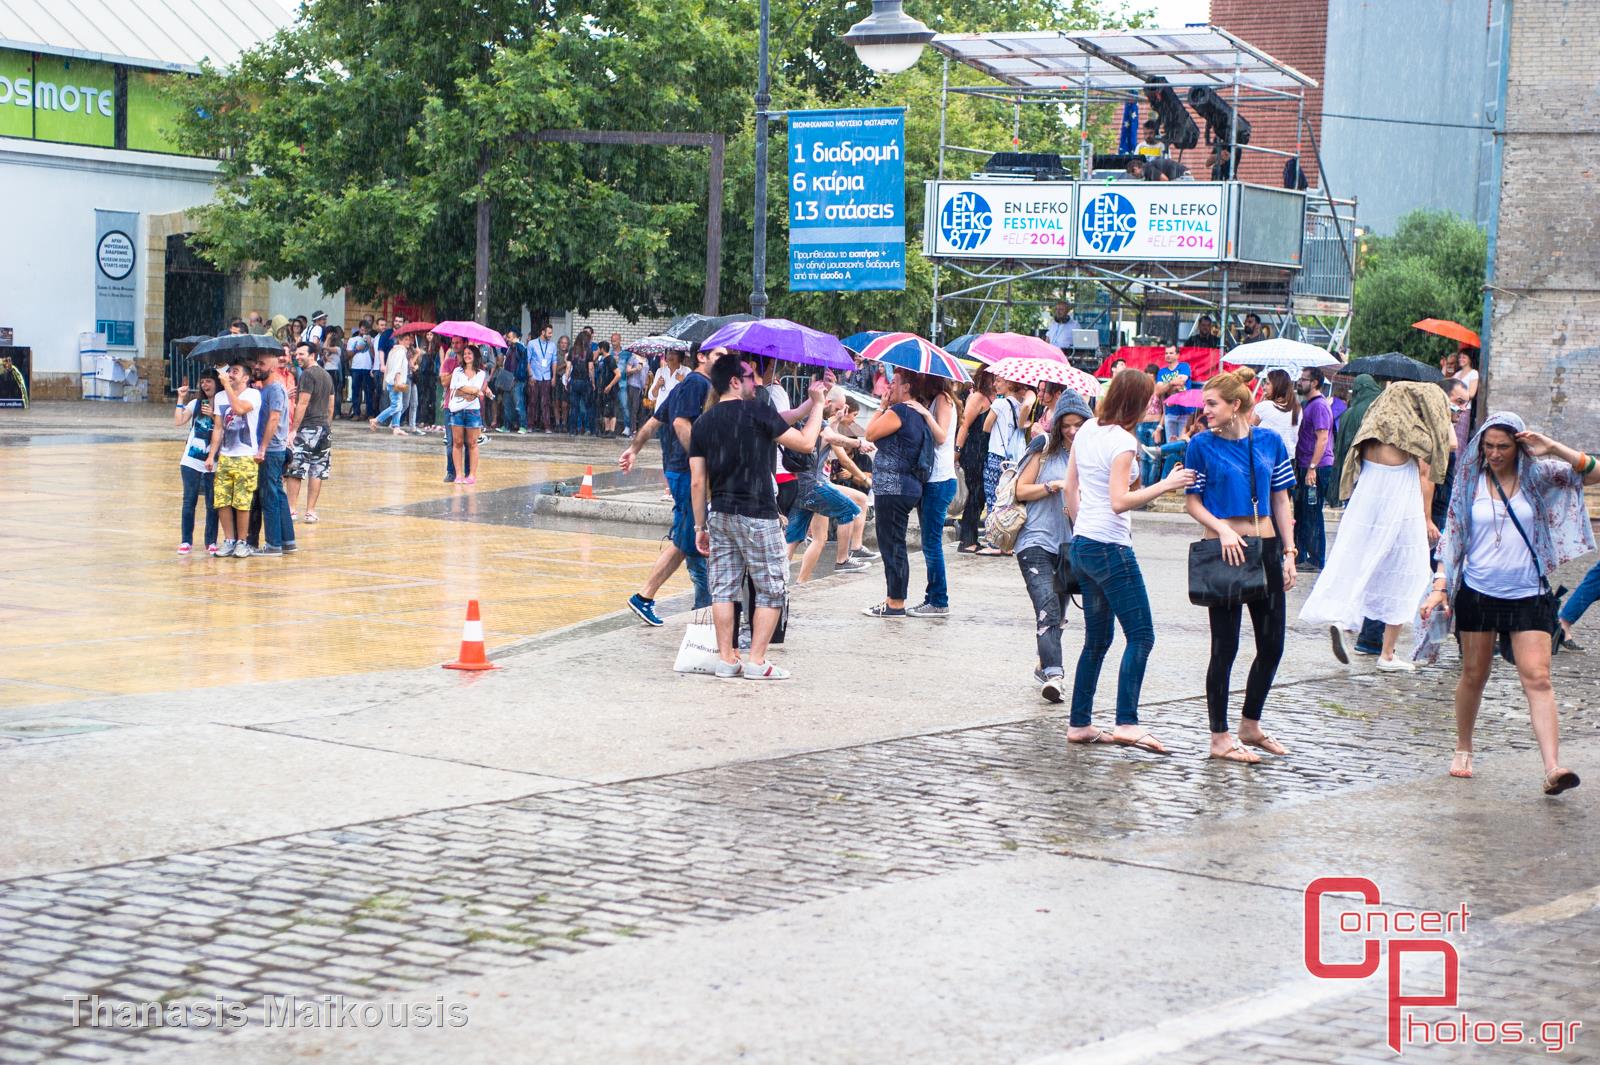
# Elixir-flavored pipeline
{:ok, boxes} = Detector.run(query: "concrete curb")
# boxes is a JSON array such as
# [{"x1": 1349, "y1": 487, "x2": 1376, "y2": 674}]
[{"x1": 531, "y1": 493, "x2": 672, "y2": 526}]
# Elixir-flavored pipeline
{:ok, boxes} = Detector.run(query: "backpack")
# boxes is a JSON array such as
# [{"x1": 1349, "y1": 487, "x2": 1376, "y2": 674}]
[{"x1": 983, "y1": 460, "x2": 1027, "y2": 551}]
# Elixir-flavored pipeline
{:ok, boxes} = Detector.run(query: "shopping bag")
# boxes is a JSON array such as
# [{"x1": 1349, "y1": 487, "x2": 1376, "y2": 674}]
[{"x1": 673, "y1": 610, "x2": 721, "y2": 675}]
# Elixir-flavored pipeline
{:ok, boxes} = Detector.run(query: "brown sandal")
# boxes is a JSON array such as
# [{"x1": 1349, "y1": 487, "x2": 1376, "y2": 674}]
[
  {"x1": 1210, "y1": 742, "x2": 1261, "y2": 764},
  {"x1": 1069, "y1": 728, "x2": 1115, "y2": 745},
  {"x1": 1242, "y1": 732, "x2": 1288, "y2": 756}
]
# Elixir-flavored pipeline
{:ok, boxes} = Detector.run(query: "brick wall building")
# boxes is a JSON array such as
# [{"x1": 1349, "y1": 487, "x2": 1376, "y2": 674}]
[
  {"x1": 1482, "y1": 0, "x2": 1600, "y2": 441},
  {"x1": 1208, "y1": 0, "x2": 1327, "y2": 187}
]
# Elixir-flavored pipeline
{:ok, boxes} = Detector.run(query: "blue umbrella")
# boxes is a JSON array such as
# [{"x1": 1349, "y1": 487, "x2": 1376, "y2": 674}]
[
  {"x1": 942, "y1": 333, "x2": 978, "y2": 357},
  {"x1": 859, "y1": 332, "x2": 971, "y2": 384},
  {"x1": 842, "y1": 331, "x2": 887, "y2": 354}
]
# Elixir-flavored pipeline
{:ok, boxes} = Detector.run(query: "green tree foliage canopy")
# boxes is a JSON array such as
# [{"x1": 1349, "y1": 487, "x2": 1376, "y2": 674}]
[
  {"x1": 1351, "y1": 210, "x2": 1487, "y2": 363},
  {"x1": 171, "y1": 0, "x2": 1146, "y2": 325}
]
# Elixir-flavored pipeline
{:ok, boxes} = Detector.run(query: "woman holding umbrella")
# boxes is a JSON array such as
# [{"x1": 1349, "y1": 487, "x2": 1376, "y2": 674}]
[
  {"x1": 1419, "y1": 416, "x2": 1598, "y2": 793},
  {"x1": 861, "y1": 372, "x2": 930, "y2": 619},
  {"x1": 904, "y1": 373, "x2": 959, "y2": 617},
  {"x1": 981, "y1": 377, "x2": 1032, "y2": 543},
  {"x1": 447, "y1": 345, "x2": 487, "y2": 484}
]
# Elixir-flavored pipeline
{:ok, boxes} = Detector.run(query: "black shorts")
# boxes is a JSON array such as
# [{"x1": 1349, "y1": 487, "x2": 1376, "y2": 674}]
[
  {"x1": 1454, "y1": 582, "x2": 1556, "y2": 634},
  {"x1": 597, "y1": 389, "x2": 618, "y2": 418}
]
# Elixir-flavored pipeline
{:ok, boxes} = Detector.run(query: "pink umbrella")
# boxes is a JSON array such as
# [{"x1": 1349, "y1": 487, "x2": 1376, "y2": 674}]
[
  {"x1": 968, "y1": 332, "x2": 1069, "y2": 366},
  {"x1": 987, "y1": 357, "x2": 1098, "y2": 399},
  {"x1": 434, "y1": 320, "x2": 508, "y2": 349},
  {"x1": 1166, "y1": 388, "x2": 1206, "y2": 409}
]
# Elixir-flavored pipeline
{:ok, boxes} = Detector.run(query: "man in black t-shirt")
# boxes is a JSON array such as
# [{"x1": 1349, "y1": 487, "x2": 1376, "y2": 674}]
[{"x1": 689, "y1": 353, "x2": 826, "y2": 680}]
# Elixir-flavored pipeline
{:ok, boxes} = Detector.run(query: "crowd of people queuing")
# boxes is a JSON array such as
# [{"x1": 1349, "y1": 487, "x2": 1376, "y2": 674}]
[{"x1": 178, "y1": 313, "x2": 1600, "y2": 791}]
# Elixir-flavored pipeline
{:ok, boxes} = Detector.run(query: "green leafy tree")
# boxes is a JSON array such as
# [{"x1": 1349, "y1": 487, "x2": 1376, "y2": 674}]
[
  {"x1": 1352, "y1": 210, "x2": 1487, "y2": 362},
  {"x1": 171, "y1": 0, "x2": 1146, "y2": 328}
]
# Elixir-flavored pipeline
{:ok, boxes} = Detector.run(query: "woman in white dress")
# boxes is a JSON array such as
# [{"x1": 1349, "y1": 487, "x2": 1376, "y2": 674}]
[{"x1": 1299, "y1": 382, "x2": 1453, "y2": 671}]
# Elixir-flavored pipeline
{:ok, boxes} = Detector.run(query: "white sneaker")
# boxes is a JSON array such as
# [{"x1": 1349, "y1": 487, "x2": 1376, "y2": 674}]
[
  {"x1": 742, "y1": 660, "x2": 790, "y2": 680},
  {"x1": 1375, "y1": 656, "x2": 1416, "y2": 673},
  {"x1": 232, "y1": 543, "x2": 254, "y2": 559},
  {"x1": 215, "y1": 540, "x2": 236, "y2": 558},
  {"x1": 713, "y1": 659, "x2": 743, "y2": 679}
]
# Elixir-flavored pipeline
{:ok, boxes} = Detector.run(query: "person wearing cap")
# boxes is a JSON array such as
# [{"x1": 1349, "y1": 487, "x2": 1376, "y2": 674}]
[
  {"x1": 1013, "y1": 392, "x2": 1092, "y2": 705},
  {"x1": 300, "y1": 310, "x2": 326, "y2": 349}
]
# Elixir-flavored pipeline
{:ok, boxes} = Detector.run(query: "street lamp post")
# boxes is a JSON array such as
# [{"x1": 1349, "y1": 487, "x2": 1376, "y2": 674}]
[{"x1": 748, "y1": 0, "x2": 935, "y2": 319}]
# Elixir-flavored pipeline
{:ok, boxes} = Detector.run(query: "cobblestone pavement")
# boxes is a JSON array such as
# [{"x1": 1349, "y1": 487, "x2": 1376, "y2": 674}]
[{"x1": 3, "y1": 642, "x2": 1596, "y2": 1064}]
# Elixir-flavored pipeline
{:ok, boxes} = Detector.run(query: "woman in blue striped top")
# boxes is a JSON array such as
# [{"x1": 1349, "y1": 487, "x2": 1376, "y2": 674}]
[{"x1": 1183, "y1": 372, "x2": 1298, "y2": 764}]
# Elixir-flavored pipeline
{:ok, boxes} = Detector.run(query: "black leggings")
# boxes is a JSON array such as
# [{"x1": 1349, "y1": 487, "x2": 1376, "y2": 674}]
[{"x1": 1205, "y1": 538, "x2": 1286, "y2": 733}]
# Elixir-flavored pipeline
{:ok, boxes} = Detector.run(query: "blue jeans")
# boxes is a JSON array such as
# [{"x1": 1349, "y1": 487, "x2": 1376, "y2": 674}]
[
  {"x1": 618, "y1": 383, "x2": 633, "y2": 434},
  {"x1": 919, "y1": 478, "x2": 958, "y2": 607},
  {"x1": 1294, "y1": 466, "x2": 1328, "y2": 568},
  {"x1": 505, "y1": 382, "x2": 527, "y2": 431},
  {"x1": 569, "y1": 385, "x2": 593, "y2": 434},
  {"x1": 1561, "y1": 558, "x2": 1600, "y2": 627},
  {"x1": 1153, "y1": 438, "x2": 1188, "y2": 480},
  {"x1": 444, "y1": 417, "x2": 477, "y2": 480},
  {"x1": 1354, "y1": 617, "x2": 1386, "y2": 654},
  {"x1": 375, "y1": 385, "x2": 406, "y2": 427},
  {"x1": 180, "y1": 465, "x2": 218, "y2": 547},
  {"x1": 665, "y1": 470, "x2": 710, "y2": 609},
  {"x1": 1135, "y1": 422, "x2": 1160, "y2": 485},
  {"x1": 1067, "y1": 537, "x2": 1156, "y2": 728},
  {"x1": 261, "y1": 450, "x2": 295, "y2": 547},
  {"x1": 1163, "y1": 410, "x2": 1188, "y2": 446}
]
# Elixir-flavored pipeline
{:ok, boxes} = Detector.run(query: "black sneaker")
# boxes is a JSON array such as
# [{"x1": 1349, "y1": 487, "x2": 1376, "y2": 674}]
[
  {"x1": 906, "y1": 602, "x2": 949, "y2": 618},
  {"x1": 861, "y1": 602, "x2": 906, "y2": 618},
  {"x1": 1329, "y1": 626, "x2": 1349, "y2": 664}
]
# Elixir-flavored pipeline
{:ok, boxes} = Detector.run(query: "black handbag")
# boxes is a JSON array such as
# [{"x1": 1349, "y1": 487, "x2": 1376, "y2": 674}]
[
  {"x1": 1487, "y1": 469, "x2": 1566, "y2": 663},
  {"x1": 1187, "y1": 430, "x2": 1270, "y2": 607}
]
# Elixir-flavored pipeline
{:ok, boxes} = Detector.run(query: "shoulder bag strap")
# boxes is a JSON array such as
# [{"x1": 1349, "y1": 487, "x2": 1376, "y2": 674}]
[
  {"x1": 1487, "y1": 468, "x2": 1552, "y2": 594},
  {"x1": 1247, "y1": 429, "x2": 1261, "y2": 540}
]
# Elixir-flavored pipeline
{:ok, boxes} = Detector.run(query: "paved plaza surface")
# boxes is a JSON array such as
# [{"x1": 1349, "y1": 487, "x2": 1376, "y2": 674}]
[{"x1": 3, "y1": 403, "x2": 1599, "y2": 1063}]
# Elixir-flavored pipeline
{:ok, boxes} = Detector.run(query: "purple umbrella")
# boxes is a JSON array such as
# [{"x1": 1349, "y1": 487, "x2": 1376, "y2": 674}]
[{"x1": 699, "y1": 318, "x2": 856, "y2": 372}]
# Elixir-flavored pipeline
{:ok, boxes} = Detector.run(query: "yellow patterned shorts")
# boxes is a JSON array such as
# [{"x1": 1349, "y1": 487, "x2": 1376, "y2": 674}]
[{"x1": 213, "y1": 455, "x2": 259, "y2": 509}]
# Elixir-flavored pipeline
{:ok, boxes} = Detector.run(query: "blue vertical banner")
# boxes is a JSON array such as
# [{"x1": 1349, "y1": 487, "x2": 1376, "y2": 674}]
[{"x1": 788, "y1": 108, "x2": 905, "y2": 292}]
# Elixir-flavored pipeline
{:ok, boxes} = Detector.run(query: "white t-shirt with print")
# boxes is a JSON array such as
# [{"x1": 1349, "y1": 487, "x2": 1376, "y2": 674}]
[
  {"x1": 214, "y1": 387, "x2": 262, "y2": 459},
  {"x1": 449, "y1": 369, "x2": 486, "y2": 412},
  {"x1": 653, "y1": 365, "x2": 687, "y2": 406}
]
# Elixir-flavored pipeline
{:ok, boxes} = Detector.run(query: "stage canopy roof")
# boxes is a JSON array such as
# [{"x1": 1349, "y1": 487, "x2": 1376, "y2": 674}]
[{"x1": 931, "y1": 26, "x2": 1317, "y2": 93}]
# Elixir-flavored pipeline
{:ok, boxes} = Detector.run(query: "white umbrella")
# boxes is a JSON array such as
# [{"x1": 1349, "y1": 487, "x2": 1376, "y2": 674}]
[{"x1": 1225, "y1": 337, "x2": 1343, "y2": 369}]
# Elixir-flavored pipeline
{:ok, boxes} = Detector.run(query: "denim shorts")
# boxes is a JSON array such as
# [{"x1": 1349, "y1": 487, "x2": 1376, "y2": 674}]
[
  {"x1": 784, "y1": 482, "x2": 861, "y2": 544},
  {"x1": 666, "y1": 470, "x2": 699, "y2": 558},
  {"x1": 448, "y1": 409, "x2": 483, "y2": 429}
]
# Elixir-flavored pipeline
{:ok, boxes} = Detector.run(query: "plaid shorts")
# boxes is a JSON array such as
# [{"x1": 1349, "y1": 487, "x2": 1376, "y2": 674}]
[
  {"x1": 213, "y1": 455, "x2": 258, "y2": 509},
  {"x1": 286, "y1": 426, "x2": 332, "y2": 480},
  {"x1": 708, "y1": 513, "x2": 788, "y2": 608}
]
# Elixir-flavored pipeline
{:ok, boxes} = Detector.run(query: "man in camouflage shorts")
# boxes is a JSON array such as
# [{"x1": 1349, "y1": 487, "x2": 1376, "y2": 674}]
[{"x1": 286, "y1": 341, "x2": 335, "y2": 522}]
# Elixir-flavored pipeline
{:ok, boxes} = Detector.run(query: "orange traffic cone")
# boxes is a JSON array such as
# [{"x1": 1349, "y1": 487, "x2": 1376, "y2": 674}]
[
  {"x1": 442, "y1": 600, "x2": 498, "y2": 671},
  {"x1": 577, "y1": 466, "x2": 596, "y2": 500}
]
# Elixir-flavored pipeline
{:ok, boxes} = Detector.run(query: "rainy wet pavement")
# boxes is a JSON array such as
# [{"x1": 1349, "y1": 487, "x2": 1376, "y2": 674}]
[{"x1": 3, "y1": 401, "x2": 1599, "y2": 1063}]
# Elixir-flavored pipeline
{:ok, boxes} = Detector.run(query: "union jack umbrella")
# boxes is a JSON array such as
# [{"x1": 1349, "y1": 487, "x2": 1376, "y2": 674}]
[
  {"x1": 857, "y1": 332, "x2": 971, "y2": 383},
  {"x1": 986, "y1": 356, "x2": 1100, "y2": 400}
]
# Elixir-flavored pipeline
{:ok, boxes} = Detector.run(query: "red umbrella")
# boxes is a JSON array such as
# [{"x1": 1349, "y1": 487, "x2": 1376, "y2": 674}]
[
  {"x1": 394, "y1": 321, "x2": 437, "y2": 338},
  {"x1": 1412, "y1": 319, "x2": 1480, "y2": 348}
]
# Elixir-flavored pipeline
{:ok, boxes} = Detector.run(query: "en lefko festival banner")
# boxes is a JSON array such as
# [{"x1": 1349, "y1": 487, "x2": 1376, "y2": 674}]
[
  {"x1": 927, "y1": 181, "x2": 1227, "y2": 263},
  {"x1": 788, "y1": 108, "x2": 906, "y2": 292}
]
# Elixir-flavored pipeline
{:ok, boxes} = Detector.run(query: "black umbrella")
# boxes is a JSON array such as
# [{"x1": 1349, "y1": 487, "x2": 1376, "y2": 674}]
[
  {"x1": 187, "y1": 333, "x2": 287, "y2": 361},
  {"x1": 1339, "y1": 352, "x2": 1443, "y2": 383},
  {"x1": 665, "y1": 312, "x2": 756, "y2": 345}
]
